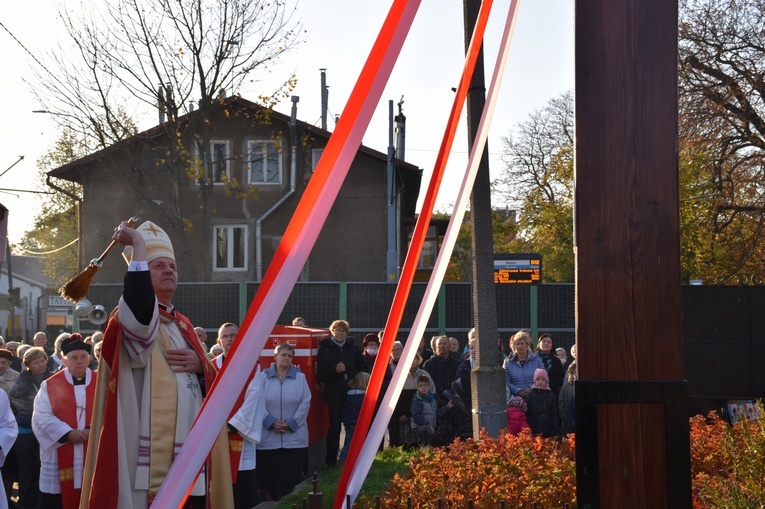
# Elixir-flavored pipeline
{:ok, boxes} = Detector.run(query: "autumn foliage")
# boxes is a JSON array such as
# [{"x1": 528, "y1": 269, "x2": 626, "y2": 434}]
[
  {"x1": 690, "y1": 407, "x2": 765, "y2": 509},
  {"x1": 379, "y1": 429, "x2": 576, "y2": 508},
  {"x1": 356, "y1": 404, "x2": 765, "y2": 509}
]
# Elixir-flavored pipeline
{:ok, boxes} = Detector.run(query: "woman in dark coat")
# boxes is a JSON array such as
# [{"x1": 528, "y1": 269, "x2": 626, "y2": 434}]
[
  {"x1": 536, "y1": 333, "x2": 565, "y2": 396},
  {"x1": 558, "y1": 361, "x2": 577, "y2": 435},
  {"x1": 316, "y1": 320, "x2": 365, "y2": 468}
]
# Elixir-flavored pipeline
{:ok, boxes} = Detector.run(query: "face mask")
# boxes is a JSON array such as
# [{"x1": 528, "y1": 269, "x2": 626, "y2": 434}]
[{"x1": 366, "y1": 348, "x2": 378, "y2": 356}]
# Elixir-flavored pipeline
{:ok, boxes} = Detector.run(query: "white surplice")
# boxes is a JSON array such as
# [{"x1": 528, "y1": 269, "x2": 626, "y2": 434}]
[
  {"x1": 228, "y1": 371, "x2": 266, "y2": 471},
  {"x1": 32, "y1": 369, "x2": 93, "y2": 494},
  {"x1": 0, "y1": 390, "x2": 18, "y2": 509}
]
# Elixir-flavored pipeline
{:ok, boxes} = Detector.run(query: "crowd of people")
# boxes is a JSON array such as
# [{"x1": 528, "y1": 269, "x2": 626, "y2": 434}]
[
  {"x1": 0, "y1": 324, "x2": 577, "y2": 508},
  {"x1": 313, "y1": 325, "x2": 578, "y2": 463},
  {"x1": 0, "y1": 218, "x2": 578, "y2": 508},
  {"x1": 0, "y1": 331, "x2": 103, "y2": 509}
]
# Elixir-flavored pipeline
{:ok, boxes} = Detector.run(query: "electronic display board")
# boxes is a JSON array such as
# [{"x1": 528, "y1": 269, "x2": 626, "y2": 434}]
[{"x1": 493, "y1": 253, "x2": 542, "y2": 284}]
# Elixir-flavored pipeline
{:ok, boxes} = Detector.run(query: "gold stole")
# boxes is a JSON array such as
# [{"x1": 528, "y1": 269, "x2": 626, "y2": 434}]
[
  {"x1": 146, "y1": 317, "x2": 234, "y2": 508},
  {"x1": 148, "y1": 320, "x2": 179, "y2": 500}
]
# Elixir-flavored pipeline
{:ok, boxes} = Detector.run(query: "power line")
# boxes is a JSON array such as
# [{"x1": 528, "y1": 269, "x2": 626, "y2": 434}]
[
  {"x1": 0, "y1": 156, "x2": 24, "y2": 179},
  {"x1": 14, "y1": 237, "x2": 78, "y2": 255},
  {"x1": 0, "y1": 19, "x2": 56, "y2": 79},
  {"x1": 0, "y1": 188, "x2": 55, "y2": 195}
]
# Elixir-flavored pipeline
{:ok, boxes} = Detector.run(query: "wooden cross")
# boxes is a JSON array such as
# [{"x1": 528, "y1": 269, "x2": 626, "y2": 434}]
[{"x1": 575, "y1": 1, "x2": 691, "y2": 507}]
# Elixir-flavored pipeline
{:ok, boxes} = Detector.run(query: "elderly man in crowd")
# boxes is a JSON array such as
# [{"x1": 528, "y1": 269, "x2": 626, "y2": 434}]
[
  {"x1": 82, "y1": 220, "x2": 232, "y2": 508},
  {"x1": 90, "y1": 332, "x2": 103, "y2": 345},
  {"x1": 47, "y1": 333, "x2": 71, "y2": 373},
  {"x1": 32, "y1": 332, "x2": 51, "y2": 357},
  {"x1": 194, "y1": 327, "x2": 208, "y2": 347},
  {"x1": 208, "y1": 321, "x2": 262, "y2": 508},
  {"x1": 32, "y1": 336, "x2": 96, "y2": 509},
  {"x1": 422, "y1": 335, "x2": 461, "y2": 399},
  {"x1": 212, "y1": 322, "x2": 238, "y2": 369}
]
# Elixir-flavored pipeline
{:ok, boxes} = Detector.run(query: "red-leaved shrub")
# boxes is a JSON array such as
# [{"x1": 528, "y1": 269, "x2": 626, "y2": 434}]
[
  {"x1": 357, "y1": 403, "x2": 765, "y2": 509},
  {"x1": 379, "y1": 430, "x2": 576, "y2": 508}
]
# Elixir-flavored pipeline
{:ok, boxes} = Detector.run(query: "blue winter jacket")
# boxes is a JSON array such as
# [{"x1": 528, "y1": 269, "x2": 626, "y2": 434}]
[
  {"x1": 503, "y1": 351, "x2": 544, "y2": 396},
  {"x1": 342, "y1": 389, "x2": 366, "y2": 428},
  {"x1": 410, "y1": 391, "x2": 449, "y2": 428},
  {"x1": 259, "y1": 364, "x2": 311, "y2": 450}
]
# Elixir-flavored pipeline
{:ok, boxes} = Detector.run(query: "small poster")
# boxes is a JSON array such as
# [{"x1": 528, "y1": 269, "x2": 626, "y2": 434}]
[{"x1": 727, "y1": 399, "x2": 759, "y2": 424}]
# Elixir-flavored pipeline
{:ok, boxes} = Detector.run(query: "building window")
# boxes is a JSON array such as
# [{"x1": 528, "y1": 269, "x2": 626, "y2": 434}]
[
  {"x1": 415, "y1": 226, "x2": 438, "y2": 270},
  {"x1": 311, "y1": 148, "x2": 324, "y2": 172},
  {"x1": 144, "y1": 146, "x2": 170, "y2": 175},
  {"x1": 214, "y1": 225, "x2": 247, "y2": 271},
  {"x1": 419, "y1": 239, "x2": 437, "y2": 270},
  {"x1": 209, "y1": 140, "x2": 230, "y2": 184},
  {"x1": 248, "y1": 140, "x2": 282, "y2": 184}
]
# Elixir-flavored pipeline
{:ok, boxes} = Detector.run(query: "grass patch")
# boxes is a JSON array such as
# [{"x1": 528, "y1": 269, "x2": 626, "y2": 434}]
[{"x1": 277, "y1": 447, "x2": 417, "y2": 509}]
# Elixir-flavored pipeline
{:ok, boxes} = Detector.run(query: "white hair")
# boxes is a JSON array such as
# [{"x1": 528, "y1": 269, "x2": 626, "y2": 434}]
[{"x1": 54, "y1": 333, "x2": 71, "y2": 355}]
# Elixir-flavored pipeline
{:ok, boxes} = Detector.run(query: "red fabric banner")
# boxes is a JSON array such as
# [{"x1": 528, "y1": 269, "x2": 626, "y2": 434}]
[
  {"x1": 151, "y1": 1, "x2": 424, "y2": 507},
  {"x1": 332, "y1": 1, "x2": 495, "y2": 506}
]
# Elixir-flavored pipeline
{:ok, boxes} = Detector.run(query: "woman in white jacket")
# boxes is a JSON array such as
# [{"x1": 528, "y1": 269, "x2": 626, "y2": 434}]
[{"x1": 250, "y1": 343, "x2": 311, "y2": 501}]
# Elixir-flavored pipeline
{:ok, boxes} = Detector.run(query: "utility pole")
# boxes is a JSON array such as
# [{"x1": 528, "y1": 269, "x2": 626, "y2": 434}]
[{"x1": 463, "y1": 0, "x2": 506, "y2": 437}]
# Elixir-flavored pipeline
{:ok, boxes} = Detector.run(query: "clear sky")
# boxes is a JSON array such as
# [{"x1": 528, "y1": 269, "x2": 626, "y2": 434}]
[{"x1": 0, "y1": 0, "x2": 573, "y2": 245}]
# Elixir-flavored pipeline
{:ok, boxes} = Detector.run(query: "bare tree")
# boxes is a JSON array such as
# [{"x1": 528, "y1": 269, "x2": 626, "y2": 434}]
[
  {"x1": 30, "y1": 0, "x2": 302, "y2": 279},
  {"x1": 497, "y1": 91, "x2": 573, "y2": 210},
  {"x1": 492, "y1": 2, "x2": 765, "y2": 284},
  {"x1": 496, "y1": 92, "x2": 574, "y2": 282},
  {"x1": 679, "y1": 0, "x2": 765, "y2": 283}
]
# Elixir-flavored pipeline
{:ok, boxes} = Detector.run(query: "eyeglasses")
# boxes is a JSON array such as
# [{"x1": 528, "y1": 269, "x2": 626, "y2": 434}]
[{"x1": 332, "y1": 329, "x2": 347, "y2": 333}]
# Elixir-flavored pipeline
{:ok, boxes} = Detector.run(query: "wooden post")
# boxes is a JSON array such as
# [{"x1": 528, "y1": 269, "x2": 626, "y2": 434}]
[{"x1": 574, "y1": 1, "x2": 691, "y2": 508}]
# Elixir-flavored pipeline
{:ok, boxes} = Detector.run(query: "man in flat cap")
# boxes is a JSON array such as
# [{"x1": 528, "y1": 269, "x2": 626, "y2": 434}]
[
  {"x1": 82, "y1": 221, "x2": 232, "y2": 509},
  {"x1": 31, "y1": 334, "x2": 95, "y2": 509}
]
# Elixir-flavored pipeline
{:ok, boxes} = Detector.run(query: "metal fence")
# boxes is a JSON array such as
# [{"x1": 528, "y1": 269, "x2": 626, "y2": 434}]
[{"x1": 81, "y1": 282, "x2": 576, "y2": 351}]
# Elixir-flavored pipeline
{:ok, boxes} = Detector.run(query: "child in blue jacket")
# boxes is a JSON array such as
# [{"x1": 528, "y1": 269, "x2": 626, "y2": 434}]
[
  {"x1": 410, "y1": 375, "x2": 453, "y2": 446},
  {"x1": 339, "y1": 371, "x2": 370, "y2": 462}
]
